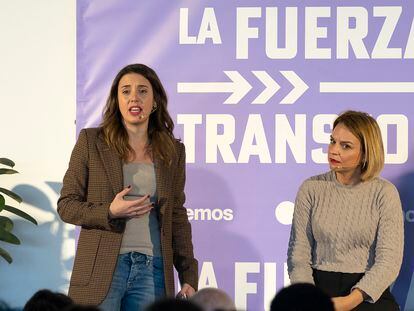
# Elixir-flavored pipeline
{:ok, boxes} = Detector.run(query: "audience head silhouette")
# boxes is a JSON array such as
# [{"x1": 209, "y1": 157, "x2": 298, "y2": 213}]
[
  {"x1": 23, "y1": 289, "x2": 73, "y2": 311},
  {"x1": 145, "y1": 297, "x2": 203, "y2": 311},
  {"x1": 271, "y1": 283, "x2": 334, "y2": 311},
  {"x1": 191, "y1": 288, "x2": 236, "y2": 311}
]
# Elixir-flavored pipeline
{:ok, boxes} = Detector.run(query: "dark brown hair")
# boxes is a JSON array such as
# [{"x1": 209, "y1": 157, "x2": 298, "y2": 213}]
[{"x1": 100, "y1": 64, "x2": 176, "y2": 164}]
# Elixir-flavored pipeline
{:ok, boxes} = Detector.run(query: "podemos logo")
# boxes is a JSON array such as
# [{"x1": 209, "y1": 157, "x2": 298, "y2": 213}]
[{"x1": 186, "y1": 208, "x2": 234, "y2": 221}]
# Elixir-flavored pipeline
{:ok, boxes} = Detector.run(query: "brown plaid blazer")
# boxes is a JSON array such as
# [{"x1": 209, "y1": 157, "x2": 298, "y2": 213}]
[{"x1": 58, "y1": 128, "x2": 198, "y2": 305}]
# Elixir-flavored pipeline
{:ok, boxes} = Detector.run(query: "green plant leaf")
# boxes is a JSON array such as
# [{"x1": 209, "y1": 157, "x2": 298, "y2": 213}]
[
  {"x1": 0, "y1": 247, "x2": 12, "y2": 263},
  {"x1": 3, "y1": 205, "x2": 37, "y2": 225},
  {"x1": 0, "y1": 158, "x2": 15, "y2": 168},
  {"x1": 0, "y1": 227, "x2": 20, "y2": 245},
  {"x1": 0, "y1": 188, "x2": 22, "y2": 203},
  {"x1": 0, "y1": 216, "x2": 13, "y2": 231},
  {"x1": 0, "y1": 168, "x2": 18, "y2": 175},
  {"x1": 0, "y1": 195, "x2": 4, "y2": 212}
]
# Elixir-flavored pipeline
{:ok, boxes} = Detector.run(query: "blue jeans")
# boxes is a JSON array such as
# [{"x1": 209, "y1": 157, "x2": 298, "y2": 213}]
[{"x1": 99, "y1": 252, "x2": 165, "y2": 311}]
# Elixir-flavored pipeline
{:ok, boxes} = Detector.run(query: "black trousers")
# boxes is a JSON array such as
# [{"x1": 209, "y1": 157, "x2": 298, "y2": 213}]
[{"x1": 313, "y1": 269, "x2": 399, "y2": 311}]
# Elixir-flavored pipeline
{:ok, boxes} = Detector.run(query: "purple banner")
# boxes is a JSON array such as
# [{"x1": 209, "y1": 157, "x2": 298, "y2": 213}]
[{"x1": 77, "y1": 1, "x2": 414, "y2": 309}]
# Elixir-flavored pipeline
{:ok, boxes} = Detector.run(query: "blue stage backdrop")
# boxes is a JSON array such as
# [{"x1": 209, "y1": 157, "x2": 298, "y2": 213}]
[{"x1": 77, "y1": 1, "x2": 414, "y2": 310}]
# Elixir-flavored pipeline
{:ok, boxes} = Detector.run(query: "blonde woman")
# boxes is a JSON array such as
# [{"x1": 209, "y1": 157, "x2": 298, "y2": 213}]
[{"x1": 288, "y1": 111, "x2": 403, "y2": 311}]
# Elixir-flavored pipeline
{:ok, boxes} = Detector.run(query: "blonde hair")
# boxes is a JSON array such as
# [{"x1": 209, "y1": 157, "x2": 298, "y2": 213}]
[{"x1": 333, "y1": 110, "x2": 384, "y2": 181}]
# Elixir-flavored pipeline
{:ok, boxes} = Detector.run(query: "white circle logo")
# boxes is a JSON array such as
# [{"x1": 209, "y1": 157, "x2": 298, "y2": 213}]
[{"x1": 275, "y1": 201, "x2": 294, "y2": 225}]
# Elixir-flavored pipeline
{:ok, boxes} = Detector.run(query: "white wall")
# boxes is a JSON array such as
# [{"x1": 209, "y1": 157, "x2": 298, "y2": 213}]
[{"x1": 0, "y1": 1, "x2": 76, "y2": 307}]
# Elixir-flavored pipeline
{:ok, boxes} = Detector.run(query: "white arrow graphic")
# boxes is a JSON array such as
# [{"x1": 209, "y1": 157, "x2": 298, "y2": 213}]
[
  {"x1": 320, "y1": 82, "x2": 414, "y2": 93},
  {"x1": 177, "y1": 71, "x2": 252, "y2": 104},
  {"x1": 251, "y1": 71, "x2": 280, "y2": 104},
  {"x1": 280, "y1": 71, "x2": 309, "y2": 104}
]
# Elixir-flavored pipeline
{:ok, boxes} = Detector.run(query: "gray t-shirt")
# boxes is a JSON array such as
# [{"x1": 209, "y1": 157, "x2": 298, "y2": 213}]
[
  {"x1": 287, "y1": 170, "x2": 404, "y2": 303},
  {"x1": 120, "y1": 162, "x2": 161, "y2": 257}
]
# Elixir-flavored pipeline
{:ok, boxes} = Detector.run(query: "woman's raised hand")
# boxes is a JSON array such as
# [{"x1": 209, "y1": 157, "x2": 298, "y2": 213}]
[{"x1": 109, "y1": 186, "x2": 153, "y2": 218}]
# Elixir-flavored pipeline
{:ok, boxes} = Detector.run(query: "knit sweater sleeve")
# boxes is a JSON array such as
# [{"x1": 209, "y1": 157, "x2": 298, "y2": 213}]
[
  {"x1": 287, "y1": 181, "x2": 315, "y2": 284},
  {"x1": 352, "y1": 181, "x2": 404, "y2": 303}
]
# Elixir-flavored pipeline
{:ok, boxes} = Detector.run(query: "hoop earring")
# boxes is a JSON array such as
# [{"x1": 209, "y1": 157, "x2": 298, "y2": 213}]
[{"x1": 151, "y1": 102, "x2": 158, "y2": 114}]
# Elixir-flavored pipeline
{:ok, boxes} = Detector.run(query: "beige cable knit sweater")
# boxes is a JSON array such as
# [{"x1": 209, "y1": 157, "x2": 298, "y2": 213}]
[{"x1": 287, "y1": 170, "x2": 404, "y2": 303}]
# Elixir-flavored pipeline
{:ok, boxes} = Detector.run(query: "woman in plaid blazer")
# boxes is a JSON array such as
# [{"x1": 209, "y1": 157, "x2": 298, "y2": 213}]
[{"x1": 58, "y1": 64, "x2": 198, "y2": 310}]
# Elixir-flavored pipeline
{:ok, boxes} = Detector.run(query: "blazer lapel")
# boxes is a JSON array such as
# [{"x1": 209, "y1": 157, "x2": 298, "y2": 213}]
[
  {"x1": 154, "y1": 157, "x2": 168, "y2": 216},
  {"x1": 96, "y1": 135, "x2": 123, "y2": 197}
]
